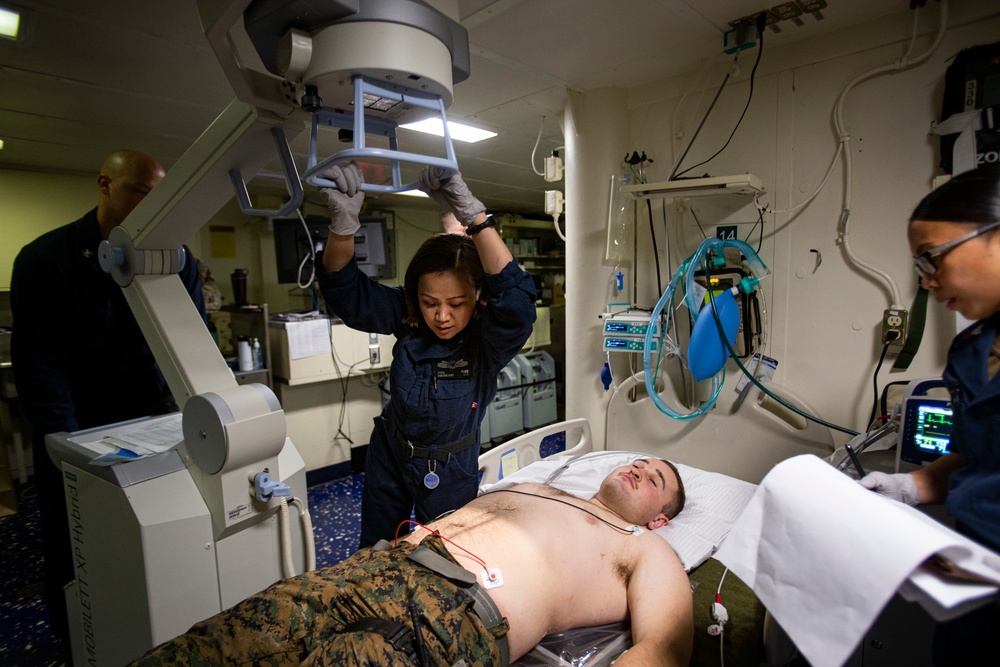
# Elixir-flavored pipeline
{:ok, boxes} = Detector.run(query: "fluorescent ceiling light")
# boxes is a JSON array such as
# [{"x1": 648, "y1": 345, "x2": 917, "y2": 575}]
[
  {"x1": 396, "y1": 189, "x2": 429, "y2": 198},
  {"x1": 0, "y1": 6, "x2": 19, "y2": 39},
  {"x1": 400, "y1": 118, "x2": 497, "y2": 143}
]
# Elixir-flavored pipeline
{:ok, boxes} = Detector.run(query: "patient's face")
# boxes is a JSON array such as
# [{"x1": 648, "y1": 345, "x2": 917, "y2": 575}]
[{"x1": 596, "y1": 458, "x2": 680, "y2": 528}]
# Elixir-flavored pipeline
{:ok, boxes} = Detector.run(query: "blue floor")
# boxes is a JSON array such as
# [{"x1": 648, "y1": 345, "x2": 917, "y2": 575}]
[{"x1": 0, "y1": 472, "x2": 367, "y2": 666}]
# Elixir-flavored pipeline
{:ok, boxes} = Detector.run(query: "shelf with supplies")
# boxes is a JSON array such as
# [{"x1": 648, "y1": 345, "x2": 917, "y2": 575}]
[
  {"x1": 497, "y1": 214, "x2": 565, "y2": 306},
  {"x1": 208, "y1": 304, "x2": 272, "y2": 389}
]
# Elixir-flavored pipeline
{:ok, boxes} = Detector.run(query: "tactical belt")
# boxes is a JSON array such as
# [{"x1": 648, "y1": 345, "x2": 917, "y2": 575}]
[
  {"x1": 342, "y1": 616, "x2": 420, "y2": 663},
  {"x1": 362, "y1": 540, "x2": 511, "y2": 666},
  {"x1": 393, "y1": 426, "x2": 478, "y2": 465}
]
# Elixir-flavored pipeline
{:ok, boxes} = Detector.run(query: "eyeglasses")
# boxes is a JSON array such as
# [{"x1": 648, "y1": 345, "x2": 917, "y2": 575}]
[{"x1": 914, "y1": 220, "x2": 1000, "y2": 279}]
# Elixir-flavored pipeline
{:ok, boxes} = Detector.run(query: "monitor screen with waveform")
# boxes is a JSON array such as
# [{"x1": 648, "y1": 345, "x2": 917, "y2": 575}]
[
  {"x1": 900, "y1": 397, "x2": 953, "y2": 467},
  {"x1": 913, "y1": 404, "x2": 953, "y2": 455}
]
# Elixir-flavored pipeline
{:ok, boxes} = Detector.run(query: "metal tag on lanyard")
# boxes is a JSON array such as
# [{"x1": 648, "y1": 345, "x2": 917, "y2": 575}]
[{"x1": 424, "y1": 460, "x2": 440, "y2": 490}]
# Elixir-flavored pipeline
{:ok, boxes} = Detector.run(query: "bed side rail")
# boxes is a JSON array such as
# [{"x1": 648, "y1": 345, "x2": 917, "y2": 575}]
[{"x1": 478, "y1": 418, "x2": 592, "y2": 486}]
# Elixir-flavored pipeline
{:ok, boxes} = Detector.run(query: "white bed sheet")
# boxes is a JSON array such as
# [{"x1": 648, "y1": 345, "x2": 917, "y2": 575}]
[{"x1": 479, "y1": 450, "x2": 756, "y2": 571}]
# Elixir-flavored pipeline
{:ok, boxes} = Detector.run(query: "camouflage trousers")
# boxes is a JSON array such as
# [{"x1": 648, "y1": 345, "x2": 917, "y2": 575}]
[{"x1": 131, "y1": 535, "x2": 508, "y2": 666}]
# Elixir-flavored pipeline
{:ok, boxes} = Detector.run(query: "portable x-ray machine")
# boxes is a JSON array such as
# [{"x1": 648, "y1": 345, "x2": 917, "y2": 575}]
[{"x1": 45, "y1": 1, "x2": 470, "y2": 663}]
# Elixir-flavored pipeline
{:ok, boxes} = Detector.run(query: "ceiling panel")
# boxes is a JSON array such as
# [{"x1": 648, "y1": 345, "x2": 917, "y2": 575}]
[{"x1": 0, "y1": 0, "x2": 938, "y2": 217}]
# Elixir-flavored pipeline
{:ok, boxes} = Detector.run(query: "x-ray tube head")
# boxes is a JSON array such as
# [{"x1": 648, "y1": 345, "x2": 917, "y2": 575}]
[
  {"x1": 243, "y1": 0, "x2": 470, "y2": 122},
  {"x1": 301, "y1": 20, "x2": 455, "y2": 119}
]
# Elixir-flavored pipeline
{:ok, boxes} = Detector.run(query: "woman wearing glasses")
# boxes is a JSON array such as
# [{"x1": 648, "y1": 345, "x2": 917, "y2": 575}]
[{"x1": 861, "y1": 165, "x2": 1000, "y2": 666}]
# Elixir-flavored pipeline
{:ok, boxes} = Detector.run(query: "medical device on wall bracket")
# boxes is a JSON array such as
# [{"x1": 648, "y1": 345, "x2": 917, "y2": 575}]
[
  {"x1": 600, "y1": 299, "x2": 663, "y2": 393},
  {"x1": 656, "y1": 239, "x2": 858, "y2": 436},
  {"x1": 642, "y1": 237, "x2": 858, "y2": 435},
  {"x1": 601, "y1": 310, "x2": 659, "y2": 354},
  {"x1": 640, "y1": 237, "x2": 769, "y2": 420},
  {"x1": 692, "y1": 249, "x2": 762, "y2": 359},
  {"x1": 66, "y1": 1, "x2": 470, "y2": 663}
]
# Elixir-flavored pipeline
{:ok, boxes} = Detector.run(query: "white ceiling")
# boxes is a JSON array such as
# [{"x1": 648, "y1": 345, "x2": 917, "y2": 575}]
[{"x1": 0, "y1": 0, "x2": 906, "y2": 218}]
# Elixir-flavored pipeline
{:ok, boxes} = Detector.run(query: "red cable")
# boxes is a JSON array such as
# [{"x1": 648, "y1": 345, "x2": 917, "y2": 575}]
[{"x1": 394, "y1": 519, "x2": 488, "y2": 570}]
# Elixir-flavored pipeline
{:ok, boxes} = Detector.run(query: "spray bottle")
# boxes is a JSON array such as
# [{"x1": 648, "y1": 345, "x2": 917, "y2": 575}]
[{"x1": 252, "y1": 337, "x2": 263, "y2": 370}]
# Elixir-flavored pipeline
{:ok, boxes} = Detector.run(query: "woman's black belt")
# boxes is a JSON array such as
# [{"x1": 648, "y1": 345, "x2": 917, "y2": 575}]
[{"x1": 393, "y1": 427, "x2": 478, "y2": 465}]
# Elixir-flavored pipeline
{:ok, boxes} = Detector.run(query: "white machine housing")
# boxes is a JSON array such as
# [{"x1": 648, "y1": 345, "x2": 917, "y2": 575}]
[
  {"x1": 479, "y1": 407, "x2": 492, "y2": 446},
  {"x1": 51, "y1": 0, "x2": 470, "y2": 662},
  {"x1": 269, "y1": 317, "x2": 395, "y2": 385},
  {"x1": 49, "y1": 415, "x2": 308, "y2": 666},
  {"x1": 515, "y1": 351, "x2": 558, "y2": 429},
  {"x1": 489, "y1": 359, "x2": 524, "y2": 440}
]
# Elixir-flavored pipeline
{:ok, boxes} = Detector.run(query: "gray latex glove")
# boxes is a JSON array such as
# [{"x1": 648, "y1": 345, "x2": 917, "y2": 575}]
[
  {"x1": 859, "y1": 472, "x2": 921, "y2": 506},
  {"x1": 319, "y1": 163, "x2": 364, "y2": 235},
  {"x1": 419, "y1": 166, "x2": 485, "y2": 227}
]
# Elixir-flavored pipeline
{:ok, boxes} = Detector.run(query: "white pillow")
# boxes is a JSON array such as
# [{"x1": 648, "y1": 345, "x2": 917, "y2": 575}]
[{"x1": 479, "y1": 451, "x2": 756, "y2": 571}]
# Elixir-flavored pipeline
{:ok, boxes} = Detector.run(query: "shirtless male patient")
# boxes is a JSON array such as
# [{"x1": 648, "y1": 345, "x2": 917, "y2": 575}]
[{"x1": 133, "y1": 458, "x2": 693, "y2": 667}]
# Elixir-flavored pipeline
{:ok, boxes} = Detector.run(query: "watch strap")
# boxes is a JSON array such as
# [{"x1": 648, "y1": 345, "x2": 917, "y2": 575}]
[{"x1": 466, "y1": 215, "x2": 496, "y2": 236}]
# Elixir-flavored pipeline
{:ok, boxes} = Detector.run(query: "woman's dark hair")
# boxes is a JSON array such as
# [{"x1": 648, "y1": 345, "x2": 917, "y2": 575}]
[
  {"x1": 910, "y1": 165, "x2": 1000, "y2": 225},
  {"x1": 402, "y1": 233, "x2": 486, "y2": 327}
]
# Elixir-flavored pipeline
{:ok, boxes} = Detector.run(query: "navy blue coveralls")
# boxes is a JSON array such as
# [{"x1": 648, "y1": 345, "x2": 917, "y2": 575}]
[
  {"x1": 317, "y1": 255, "x2": 536, "y2": 547},
  {"x1": 10, "y1": 208, "x2": 205, "y2": 641},
  {"x1": 935, "y1": 313, "x2": 1000, "y2": 666}
]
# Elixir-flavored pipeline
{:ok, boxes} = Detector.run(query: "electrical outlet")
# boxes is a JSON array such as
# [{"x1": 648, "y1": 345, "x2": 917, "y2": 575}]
[
  {"x1": 881, "y1": 308, "x2": 908, "y2": 347},
  {"x1": 544, "y1": 155, "x2": 563, "y2": 182},
  {"x1": 544, "y1": 190, "x2": 564, "y2": 216},
  {"x1": 723, "y1": 22, "x2": 757, "y2": 54}
]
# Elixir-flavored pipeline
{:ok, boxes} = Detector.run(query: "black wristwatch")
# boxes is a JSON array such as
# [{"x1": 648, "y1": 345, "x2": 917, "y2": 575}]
[{"x1": 466, "y1": 215, "x2": 497, "y2": 236}]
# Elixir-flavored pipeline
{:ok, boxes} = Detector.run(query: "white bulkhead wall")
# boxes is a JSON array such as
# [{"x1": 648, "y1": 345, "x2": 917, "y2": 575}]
[{"x1": 565, "y1": 1, "x2": 1000, "y2": 447}]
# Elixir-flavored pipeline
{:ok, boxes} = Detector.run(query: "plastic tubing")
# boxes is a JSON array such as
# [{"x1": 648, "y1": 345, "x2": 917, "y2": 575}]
[
  {"x1": 643, "y1": 237, "x2": 770, "y2": 420},
  {"x1": 642, "y1": 257, "x2": 723, "y2": 420},
  {"x1": 290, "y1": 496, "x2": 317, "y2": 572},
  {"x1": 279, "y1": 497, "x2": 294, "y2": 578}
]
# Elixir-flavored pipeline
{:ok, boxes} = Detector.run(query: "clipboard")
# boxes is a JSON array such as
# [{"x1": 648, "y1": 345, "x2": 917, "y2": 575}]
[{"x1": 927, "y1": 554, "x2": 1000, "y2": 586}]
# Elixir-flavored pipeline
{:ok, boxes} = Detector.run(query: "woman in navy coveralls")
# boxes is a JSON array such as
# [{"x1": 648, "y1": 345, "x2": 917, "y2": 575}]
[
  {"x1": 861, "y1": 166, "x2": 1000, "y2": 666},
  {"x1": 315, "y1": 163, "x2": 536, "y2": 547}
]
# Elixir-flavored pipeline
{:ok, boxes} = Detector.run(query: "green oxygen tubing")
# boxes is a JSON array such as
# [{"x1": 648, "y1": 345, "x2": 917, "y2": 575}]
[{"x1": 641, "y1": 237, "x2": 769, "y2": 420}]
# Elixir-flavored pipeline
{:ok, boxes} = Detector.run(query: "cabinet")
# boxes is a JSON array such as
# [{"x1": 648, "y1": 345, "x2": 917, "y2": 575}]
[{"x1": 208, "y1": 304, "x2": 272, "y2": 389}]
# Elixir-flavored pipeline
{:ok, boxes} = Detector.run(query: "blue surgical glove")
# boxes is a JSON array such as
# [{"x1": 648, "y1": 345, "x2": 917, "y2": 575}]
[
  {"x1": 319, "y1": 162, "x2": 364, "y2": 236},
  {"x1": 859, "y1": 471, "x2": 921, "y2": 506},
  {"x1": 419, "y1": 167, "x2": 485, "y2": 226}
]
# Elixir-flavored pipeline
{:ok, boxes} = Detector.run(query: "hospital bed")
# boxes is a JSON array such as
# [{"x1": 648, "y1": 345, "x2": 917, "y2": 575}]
[
  {"x1": 478, "y1": 371, "x2": 844, "y2": 666},
  {"x1": 478, "y1": 414, "x2": 798, "y2": 666},
  {"x1": 482, "y1": 374, "x2": 1000, "y2": 667}
]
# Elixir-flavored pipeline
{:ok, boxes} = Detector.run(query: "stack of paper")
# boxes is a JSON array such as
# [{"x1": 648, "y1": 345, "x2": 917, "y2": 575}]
[{"x1": 715, "y1": 455, "x2": 1000, "y2": 667}]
